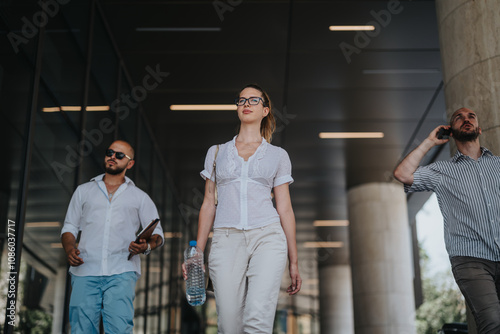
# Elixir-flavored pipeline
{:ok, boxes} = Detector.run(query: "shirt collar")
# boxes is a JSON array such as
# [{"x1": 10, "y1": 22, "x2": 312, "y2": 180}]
[
  {"x1": 452, "y1": 146, "x2": 492, "y2": 162},
  {"x1": 232, "y1": 135, "x2": 266, "y2": 145},
  {"x1": 231, "y1": 135, "x2": 267, "y2": 161},
  {"x1": 92, "y1": 173, "x2": 134, "y2": 186}
]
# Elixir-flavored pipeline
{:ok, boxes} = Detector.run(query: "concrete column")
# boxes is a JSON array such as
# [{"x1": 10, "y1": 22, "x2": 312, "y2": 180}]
[
  {"x1": 348, "y1": 182, "x2": 415, "y2": 334},
  {"x1": 436, "y1": 2, "x2": 500, "y2": 332},
  {"x1": 318, "y1": 264, "x2": 353, "y2": 333},
  {"x1": 436, "y1": 0, "x2": 500, "y2": 155}
]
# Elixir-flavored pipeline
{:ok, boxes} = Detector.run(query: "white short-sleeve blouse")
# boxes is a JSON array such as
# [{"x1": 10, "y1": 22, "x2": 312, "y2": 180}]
[{"x1": 200, "y1": 136, "x2": 293, "y2": 230}]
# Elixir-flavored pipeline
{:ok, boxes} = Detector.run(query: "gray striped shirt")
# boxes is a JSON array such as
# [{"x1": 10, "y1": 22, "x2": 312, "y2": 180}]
[{"x1": 405, "y1": 147, "x2": 500, "y2": 261}]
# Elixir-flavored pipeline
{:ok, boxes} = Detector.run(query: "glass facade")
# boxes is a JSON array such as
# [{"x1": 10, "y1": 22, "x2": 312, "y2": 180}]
[{"x1": 0, "y1": 1, "x2": 187, "y2": 333}]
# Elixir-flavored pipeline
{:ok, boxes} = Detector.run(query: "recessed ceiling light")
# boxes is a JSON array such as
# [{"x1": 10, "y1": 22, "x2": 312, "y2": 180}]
[
  {"x1": 164, "y1": 232, "x2": 183, "y2": 238},
  {"x1": 319, "y1": 132, "x2": 384, "y2": 139},
  {"x1": 42, "y1": 107, "x2": 61, "y2": 112},
  {"x1": 329, "y1": 25, "x2": 375, "y2": 31},
  {"x1": 304, "y1": 241, "x2": 344, "y2": 248},
  {"x1": 136, "y1": 27, "x2": 221, "y2": 32},
  {"x1": 42, "y1": 106, "x2": 110, "y2": 112},
  {"x1": 170, "y1": 105, "x2": 236, "y2": 111},
  {"x1": 86, "y1": 106, "x2": 110, "y2": 111},
  {"x1": 313, "y1": 220, "x2": 349, "y2": 227},
  {"x1": 60, "y1": 106, "x2": 82, "y2": 111},
  {"x1": 26, "y1": 222, "x2": 61, "y2": 228}
]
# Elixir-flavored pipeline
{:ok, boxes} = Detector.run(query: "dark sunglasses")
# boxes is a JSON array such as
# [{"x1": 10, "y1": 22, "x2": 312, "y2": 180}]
[{"x1": 105, "y1": 149, "x2": 133, "y2": 160}]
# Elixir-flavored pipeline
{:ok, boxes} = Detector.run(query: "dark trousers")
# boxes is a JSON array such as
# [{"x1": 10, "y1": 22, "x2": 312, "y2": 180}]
[{"x1": 451, "y1": 256, "x2": 500, "y2": 334}]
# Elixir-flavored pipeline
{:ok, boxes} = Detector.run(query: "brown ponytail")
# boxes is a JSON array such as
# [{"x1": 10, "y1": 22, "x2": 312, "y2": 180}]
[{"x1": 239, "y1": 84, "x2": 276, "y2": 143}]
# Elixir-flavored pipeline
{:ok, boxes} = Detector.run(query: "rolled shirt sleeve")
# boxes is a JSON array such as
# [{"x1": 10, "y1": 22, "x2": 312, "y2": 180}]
[
  {"x1": 274, "y1": 148, "x2": 294, "y2": 187},
  {"x1": 61, "y1": 186, "x2": 83, "y2": 238},
  {"x1": 404, "y1": 164, "x2": 442, "y2": 193},
  {"x1": 200, "y1": 145, "x2": 218, "y2": 181}
]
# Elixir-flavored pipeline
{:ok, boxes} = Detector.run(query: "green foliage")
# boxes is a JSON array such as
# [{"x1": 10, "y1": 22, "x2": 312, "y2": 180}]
[
  {"x1": 416, "y1": 245, "x2": 466, "y2": 334},
  {"x1": 15, "y1": 307, "x2": 52, "y2": 334}
]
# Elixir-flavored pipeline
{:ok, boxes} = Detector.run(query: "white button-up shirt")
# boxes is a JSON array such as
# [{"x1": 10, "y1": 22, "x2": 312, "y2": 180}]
[
  {"x1": 61, "y1": 174, "x2": 164, "y2": 277},
  {"x1": 201, "y1": 136, "x2": 293, "y2": 230}
]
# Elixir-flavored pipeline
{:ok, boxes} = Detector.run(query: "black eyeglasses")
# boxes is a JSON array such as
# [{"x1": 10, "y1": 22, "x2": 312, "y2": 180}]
[
  {"x1": 106, "y1": 149, "x2": 133, "y2": 160},
  {"x1": 235, "y1": 97, "x2": 265, "y2": 106}
]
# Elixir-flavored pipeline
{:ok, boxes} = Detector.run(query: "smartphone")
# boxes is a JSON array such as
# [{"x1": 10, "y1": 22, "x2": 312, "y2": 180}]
[{"x1": 437, "y1": 127, "x2": 451, "y2": 139}]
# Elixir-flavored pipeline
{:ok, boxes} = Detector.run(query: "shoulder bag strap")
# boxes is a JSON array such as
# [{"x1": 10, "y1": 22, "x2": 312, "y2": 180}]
[{"x1": 210, "y1": 145, "x2": 220, "y2": 206}]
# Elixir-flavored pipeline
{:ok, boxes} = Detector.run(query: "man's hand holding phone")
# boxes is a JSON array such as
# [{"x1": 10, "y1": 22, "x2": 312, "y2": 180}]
[{"x1": 437, "y1": 126, "x2": 451, "y2": 139}]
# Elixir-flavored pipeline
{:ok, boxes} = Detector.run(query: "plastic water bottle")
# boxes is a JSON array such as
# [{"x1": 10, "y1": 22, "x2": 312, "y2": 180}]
[{"x1": 184, "y1": 240, "x2": 206, "y2": 306}]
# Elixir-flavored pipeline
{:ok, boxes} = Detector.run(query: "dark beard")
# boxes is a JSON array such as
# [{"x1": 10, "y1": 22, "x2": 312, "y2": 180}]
[
  {"x1": 451, "y1": 127, "x2": 480, "y2": 142},
  {"x1": 104, "y1": 162, "x2": 126, "y2": 175}
]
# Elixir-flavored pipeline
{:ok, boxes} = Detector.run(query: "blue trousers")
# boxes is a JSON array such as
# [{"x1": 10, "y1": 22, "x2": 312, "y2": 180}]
[
  {"x1": 451, "y1": 256, "x2": 500, "y2": 334},
  {"x1": 70, "y1": 272, "x2": 138, "y2": 334}
]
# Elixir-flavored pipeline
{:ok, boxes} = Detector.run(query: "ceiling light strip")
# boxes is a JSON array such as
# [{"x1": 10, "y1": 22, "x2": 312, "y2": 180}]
[
  {"x1": 313, "y1": 220, "x2": 349, "y2": 227},
  {"x1": 329, "y1": 25, "x2": 375, "y2": 31},
  {"x1": 42, "y1": 106, "x2": 110, "y2": 112},
  {"x1": 26, "y1": 222, "x2": 61, "y2": 228},
  {"x1": 319, "y1": 132, "x2": 384, "y2": 139},
  {"x1": 164, "y1": 232, "x2": 183, "y2": 238},
  {"x1": 86, "y1": 106, "x2": 110, "y2": 111},
  {"x1": 170, "y1": 104, "x2": 236, "y2": 111},
  {"x1": 42, "y1": 107, "x2": 61, "y2": 112},
  {"x1": 60, "y1": 106, "x2": 82, "y2": 111}
]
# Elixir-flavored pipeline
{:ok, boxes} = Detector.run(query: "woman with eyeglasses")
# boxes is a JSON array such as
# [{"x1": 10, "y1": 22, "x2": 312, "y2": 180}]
[{"x1": 183, "y1": 83, "x2": 302, "y2": 333}]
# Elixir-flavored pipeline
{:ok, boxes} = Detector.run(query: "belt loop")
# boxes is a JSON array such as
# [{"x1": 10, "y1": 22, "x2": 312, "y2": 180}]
[{"x1": 226, "y1": 229, "x2": 229, "y2": 237}]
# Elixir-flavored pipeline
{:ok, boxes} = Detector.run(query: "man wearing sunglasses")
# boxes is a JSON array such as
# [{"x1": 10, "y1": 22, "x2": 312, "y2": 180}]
[{"x1": 61, "y1": 140, "x2": 164, "y2": 334}]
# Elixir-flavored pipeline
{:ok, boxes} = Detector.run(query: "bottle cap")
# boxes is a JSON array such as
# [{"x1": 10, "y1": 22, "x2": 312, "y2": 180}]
[{"x1": 189, "y1": 240, "x2": 197, "y2": 247}]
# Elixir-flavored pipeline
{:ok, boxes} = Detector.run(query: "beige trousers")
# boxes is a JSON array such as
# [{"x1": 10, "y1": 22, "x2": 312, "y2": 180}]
[{"x1": 209, "y1": 222, "x2": 288, "y2": 334}]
